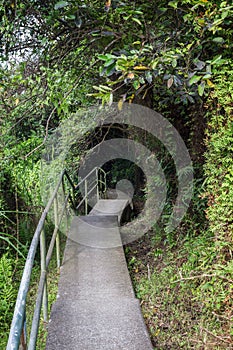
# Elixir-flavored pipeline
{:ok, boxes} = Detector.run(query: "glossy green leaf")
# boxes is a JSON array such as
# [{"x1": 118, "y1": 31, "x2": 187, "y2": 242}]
[
  {"x1": 54, "y1": 1, "x2": 69, "y2": 10},
  {"x1": 168, "y1": 1, "x2": 178, "y2": 9},
  {"x1": 106, "y1": 63, "x2": 116, "y2": 76},
  {"x1": 104, "y1": 59, "x2": 116, "y2": 67},
  {"x1": 221, "y1": 10, "x2": 229, "y2": 19},
  {"x1": 202, "y1": 74, "x2": 212, "y2": 79},
  {"x1": 133, "y1": 80, "x2": 140, "y2": 90},
  {"x1": 213, "y1": 37, "x2": 224, "y2": 43},
  {"x1": 98, "y1": 54, "x2": 109, "y2": 61},
  {"x1": 188, "y1": 75, "x2": 201, "y2": 86},
  {"x1": 132, "y1": 18, "x2": 142, "y2": 26},
  {"x1": 198, "y1": 81, "x2": 205, "y2": 96}
]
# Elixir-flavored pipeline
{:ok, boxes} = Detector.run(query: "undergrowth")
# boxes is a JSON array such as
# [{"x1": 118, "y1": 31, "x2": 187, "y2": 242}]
[
  {"x1": 126, "y1": 225, "x2": 233, "y2": 349},
  {"x1": 125, "y1": 60, "x2": 233, "y2": 350},
  {"x1": 0, "y1": 253, "x2": 19, "y2": 349},
  {"x1": 0, "y1": 235, "x2": 65, "y2": 349},
  {"x1": 26, "y1": 248, "x2": 61, "y2": 349}
]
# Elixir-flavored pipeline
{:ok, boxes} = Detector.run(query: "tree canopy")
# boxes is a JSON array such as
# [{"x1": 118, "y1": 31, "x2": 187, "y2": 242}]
[{"x1": 1, "y1": 0, "x2": 233, "y2": 348}]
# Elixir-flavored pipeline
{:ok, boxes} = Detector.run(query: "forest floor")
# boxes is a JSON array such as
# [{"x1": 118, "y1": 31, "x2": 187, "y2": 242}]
[{"x1": 124, "y1": 198, "x2": 233, "y2": 350}]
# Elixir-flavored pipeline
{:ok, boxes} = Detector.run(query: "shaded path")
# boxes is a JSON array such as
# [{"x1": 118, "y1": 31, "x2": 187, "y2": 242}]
[{"x1": 45, "y1": 199, "x2": 153, "y2": 350}]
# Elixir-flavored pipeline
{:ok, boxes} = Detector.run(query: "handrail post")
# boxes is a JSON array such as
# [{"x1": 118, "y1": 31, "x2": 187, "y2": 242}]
[
  {"x1": 72, "y1": 182, "x2": 76, "y2": 211},
  {"x1": 96, "y1": 167, "x2": 99, "y2": 202},
  {"x1": 20, "y1": 310, "x2": 27, "y2": 350},
  {"x1": 104, "y1": 172, "x2": 107, "y2": 196},
  {"x1": 84, "y1": 179, "x2": 88, "y2": 215},
  {"x1": 40, "y1": 229, "x2": 48, "y2": 322},
  {"x1": 54, "y1": 194, "x2": 60, "y2": 269},
  {"x1": 62, "y1": 177, "x2": 68, "y2": 232}
]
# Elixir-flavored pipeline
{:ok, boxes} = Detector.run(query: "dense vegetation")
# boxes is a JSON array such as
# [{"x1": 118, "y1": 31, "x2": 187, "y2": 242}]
[{"x1": 0, "y1": 0, "x2": 232, "y2": 348}]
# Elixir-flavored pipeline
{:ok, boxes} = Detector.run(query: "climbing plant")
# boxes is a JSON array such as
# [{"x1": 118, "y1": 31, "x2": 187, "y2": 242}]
[{"x1": 0, "y1": 0, "x2": 233, "y2": 348}]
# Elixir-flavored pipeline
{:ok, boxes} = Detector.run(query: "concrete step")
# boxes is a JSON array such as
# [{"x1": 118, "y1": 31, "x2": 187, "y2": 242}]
[
  {"x1": 67, "y1": 215, "x2": 122, "y2": 248},
  {"x1": 89, "y1": 199, "x2": 129, "y2": 221},
  {"x1": 46, "y1": 298, "x2": 153, "y2": 350}
]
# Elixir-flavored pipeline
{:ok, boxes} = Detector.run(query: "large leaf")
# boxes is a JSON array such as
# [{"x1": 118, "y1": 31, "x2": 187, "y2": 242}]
[
  {"x1": 132, "y1": 18, "x2": 142, "y2": 26},
  {"x1": 198, "y1": 81, "x2": 205, "y2": 96},
  {"x1": 145, "y1": 71, "x2": 153, "y2": 84},
  {"x1": 168, "y1": 1, "x2": 178, "y2": 9},
  {"x1": 167, "y1": 76, "x2": 174, "y2": 89},
  {"x1": 212, "y1": 37, "x2": 224, "y2": 43},
  {"x1": 188, "y1": 75, "x2": 201, "y2": 86},
  {"x1": 104, "y1": 59, "x2": 116, "y2": 68},
  {"x1": 54, "y1": 1, "x2": 69, "y2": 10}
]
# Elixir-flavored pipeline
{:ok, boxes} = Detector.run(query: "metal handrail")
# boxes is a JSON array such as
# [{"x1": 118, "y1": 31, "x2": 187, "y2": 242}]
[
  {"x1": 75, "y1": 167, "x2": 107, "y2": 214},
  {"x1": 6, "y1": 167, "x2": 107, "y2": 350},
  {"x1": 74, "y1": 166, "x2": 97, "y2": 189}
]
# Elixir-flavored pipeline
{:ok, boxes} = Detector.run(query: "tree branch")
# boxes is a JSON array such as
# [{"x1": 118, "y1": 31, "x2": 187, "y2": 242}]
[{"x1": 25, "y1": 37, "x2": 120, "y2": 158}]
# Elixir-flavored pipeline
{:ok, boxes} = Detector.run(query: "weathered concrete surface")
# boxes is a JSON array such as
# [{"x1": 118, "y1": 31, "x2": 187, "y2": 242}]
[
  {"x1": 57, "y1": 222, "x2": 135, "y2": 299},
  {"x1": 89, "y1": 199, "x2": 129, "y2": 222},
  {"x1": 67, "y1": 215, "x2": 122, "y2": 248},
  {"x1": 46, "y1": 298, "x2": 153, "y2": 350},
  {"x1": 46, "y1": 200, "x2": 153, "y2": 350},
  {"x1": 106, "y1": 189, "x2": 133, "y2": 209}
]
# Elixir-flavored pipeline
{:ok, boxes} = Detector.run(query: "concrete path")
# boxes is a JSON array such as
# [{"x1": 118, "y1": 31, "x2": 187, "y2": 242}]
[
  {"x1": 89, "y1": 198, "x2": 130, "y2": 222},
  {"x1": 46, "y1": 200, "x2": 153, "y2": 350}
]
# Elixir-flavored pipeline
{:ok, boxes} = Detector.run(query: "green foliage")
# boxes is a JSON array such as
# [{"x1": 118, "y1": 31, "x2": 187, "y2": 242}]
[
  {"x1": 0, "y1": 1, "x2": 233, "y2": 347},
  {"x1": 0, "y1": 233, "x2": 27, "y2": 259},
  {"x1": 203, "y1": 64, "x2": 233, "y2": 252},
  {"x1": 106, "y1": 159, "x2": 137, "y2": 187},
  {"x1": 0, "y1": 253, "x2": 18, "y2": 348},
  {"x1": 93, "y1": 1, "x2": 232, "y2": 105},
  {"x1": 127, "y1": 226, "x2": 233, "y2": 348}
]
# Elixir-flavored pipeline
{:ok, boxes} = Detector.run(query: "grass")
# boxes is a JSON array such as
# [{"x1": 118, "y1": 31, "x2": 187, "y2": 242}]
[
  {"x1": 125, "y1": 226, "x2": 233, "y2": 349},
  {"x1": 26, "y1": 253, "x2": 61, "y2": 349},
  {"x1": 1, "y1": 232, "x2": 66, "y2": 350},
  {"x1": 26, "y1": 234, "x2": 66, "y2": 349}
]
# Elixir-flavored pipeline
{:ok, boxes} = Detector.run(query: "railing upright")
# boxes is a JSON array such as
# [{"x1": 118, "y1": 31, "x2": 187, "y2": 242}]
[
  {"x1": 96, "y1": 167, "x2": 99, "y2": 202},
  {"x1": 84, "y1": 179, "x2": 88, "y2": 215},
  {"x1": 54, "y1": 195, "x2": 60, "y2": 269},
  {"x1": 40, "y1": 229, "x2": 48, "y2": 322},
  {"x1": 98, "y1": 168, "x2": 107, "y2": 198},
  {"x1": 62, "y1": 177, "x2": 68, "y2": 230},
  {"x1": 20, "y1": 312, "x2": 27, "y2": 350}
]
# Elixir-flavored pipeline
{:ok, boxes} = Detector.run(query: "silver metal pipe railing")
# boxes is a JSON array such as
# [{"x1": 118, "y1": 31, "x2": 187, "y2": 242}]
[
  {"x1": 6, "y1": 166, "x2": 107, "y2": 350},
  {"x1": 75, "y1": 167, "x2": 107, "y2": 214}
]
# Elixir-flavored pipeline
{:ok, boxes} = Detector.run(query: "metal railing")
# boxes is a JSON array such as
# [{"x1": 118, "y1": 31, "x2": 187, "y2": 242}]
[
  {"x1": 6, "y1": 167, "x2": 106, "y2": 350},
  {"x1": 75, "y1": 167, "x2": 107, "y2": 214}
]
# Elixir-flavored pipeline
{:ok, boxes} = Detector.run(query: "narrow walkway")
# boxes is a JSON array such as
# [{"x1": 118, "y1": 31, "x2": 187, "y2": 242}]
[{"x1": 45, "y1": 199, "x2": 153, "y2": 350}]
